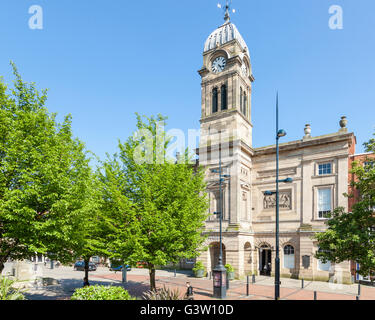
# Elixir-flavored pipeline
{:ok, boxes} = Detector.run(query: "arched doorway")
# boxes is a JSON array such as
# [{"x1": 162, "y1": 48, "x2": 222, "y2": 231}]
[
  {"x1": 244, "y1": 242, "x2": 252, "y2": 274},
  {"x1": 259, "y1": 244, "x2": 272, "y2": 276},
  {"x1": 210, "y1": 242, "x2": 226, "y2": 270}
]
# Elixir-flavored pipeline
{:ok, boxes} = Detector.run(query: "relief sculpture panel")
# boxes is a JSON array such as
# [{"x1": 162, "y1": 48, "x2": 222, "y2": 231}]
[{"x1": 263, "y1": 191, "x2": 292, "y2": 210}]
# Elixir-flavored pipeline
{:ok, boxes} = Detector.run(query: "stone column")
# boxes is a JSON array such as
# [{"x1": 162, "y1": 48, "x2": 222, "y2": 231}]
[
  {"x1": 301, "y1": 159, "x2": 313, "y2": 224},
  {"x1": 225, "y1": 249, "x2": 241, "y2": 278},
  {"x1": 337, "y1": 156, "x2": 349, "y2": 209},
  {"x1": 238, "y1": 247, "x2": 245, "y2": 277},
  {"x1": 298, "y1": 232, "x2": 314, "y2": 280},
  {"x1": 197, "y1": 247, "x2": 211, "y2": 273}
]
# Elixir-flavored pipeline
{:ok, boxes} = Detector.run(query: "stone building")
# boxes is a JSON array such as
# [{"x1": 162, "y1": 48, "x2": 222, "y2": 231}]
[{"x1": 196, "y1": 11, "x2": 356, "y2": 283}]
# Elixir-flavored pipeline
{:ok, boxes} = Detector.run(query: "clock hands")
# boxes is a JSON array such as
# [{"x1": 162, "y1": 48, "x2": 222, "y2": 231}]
[{"x1": 212, "y1": 57, "x2": 226, "y2": 73}]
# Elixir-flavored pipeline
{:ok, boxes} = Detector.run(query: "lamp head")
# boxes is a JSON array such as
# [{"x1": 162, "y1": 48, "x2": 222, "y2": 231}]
[
  {"x1": 277, "y1": 129, "x2": 287, "y2": 138},
  {"x1": 284, "y1": 177, "x2": 293, "y2": 183},
  {"x1": 264, "y1": 191, "x2": 273, "y2": 196}
]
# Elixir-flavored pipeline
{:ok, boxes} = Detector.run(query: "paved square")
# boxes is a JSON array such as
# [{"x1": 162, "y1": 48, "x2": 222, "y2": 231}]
[{"x1": 18, "y1": 266, "x2": 375, "y2": 300}]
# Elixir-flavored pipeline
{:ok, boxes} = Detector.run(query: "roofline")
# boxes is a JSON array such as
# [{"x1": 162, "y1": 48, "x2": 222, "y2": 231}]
[
  {"x1": 254, "y1": 132, "x2": 355, "y2": 156},
  {"x1": 203, "y1": 22, "x2": 249, "y2": 55},
  {"x1": 350, "y1": 152, "x2": 375, "y2": 157}
]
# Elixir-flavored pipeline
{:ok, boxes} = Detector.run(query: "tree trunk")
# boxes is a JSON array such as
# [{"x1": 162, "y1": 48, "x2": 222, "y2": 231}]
[
  {"x1": 149, "y1": 264, "x2": 156, "y2": 291},
  {"x1": 83, "y1": 258, "x2": 90, "y2": 287},
  {"x1": 0, "y1": 259, "x2": 4, "y2": 274},
  {"x1": 0, "y1": 253, "x2": 11, "y2": 274}
]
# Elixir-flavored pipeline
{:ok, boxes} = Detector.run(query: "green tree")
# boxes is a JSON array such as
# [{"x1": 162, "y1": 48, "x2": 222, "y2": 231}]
[
  {"x1": 70, "y1": 171, "x2": 111, "y2": 287},
  {"x1": 0, "y1": 63, "x2": 94, "y2": 272},
  {"x1": 315, "y1": 132, "x2": 375, "y2": 279},
  {"x1": 100, "y1": 114, "x2": 209, "y2": 290}
]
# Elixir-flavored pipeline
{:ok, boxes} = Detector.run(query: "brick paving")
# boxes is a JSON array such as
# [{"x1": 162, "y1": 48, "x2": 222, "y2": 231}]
[
  {"x1": 19, "y1": 266, "x2": 375, "y2": 300},
  {"x1": 91, "y1": 271, "x2": 375, "y2": 300}
]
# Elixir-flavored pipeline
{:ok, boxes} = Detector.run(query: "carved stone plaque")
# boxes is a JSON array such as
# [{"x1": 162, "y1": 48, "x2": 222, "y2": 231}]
[
  {"x1": 263, "y1": 191, "x2": 292, "y2": 210},
  {"x1": 302, "y1": 255, "x2": 310, "y2": 269}
]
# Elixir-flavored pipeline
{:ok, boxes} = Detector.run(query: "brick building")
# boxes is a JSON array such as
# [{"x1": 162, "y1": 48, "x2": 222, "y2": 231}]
[{"x1": 348, "y1": 152, "x2": 375, "y2": 282}]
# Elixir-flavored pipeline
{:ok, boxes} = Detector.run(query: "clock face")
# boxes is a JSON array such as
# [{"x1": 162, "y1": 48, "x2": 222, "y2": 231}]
[
  {"x1": 241, "y1": 63, "x2": 248, "y2": 76},
  {"x1": 212, "y1": 56, "x2": 227, "y2": 73}
]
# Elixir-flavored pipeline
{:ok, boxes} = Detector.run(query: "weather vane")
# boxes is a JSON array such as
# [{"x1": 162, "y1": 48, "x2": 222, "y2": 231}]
[{"x1": 217, "y1": 0, "x2": 236, "y2": 23}]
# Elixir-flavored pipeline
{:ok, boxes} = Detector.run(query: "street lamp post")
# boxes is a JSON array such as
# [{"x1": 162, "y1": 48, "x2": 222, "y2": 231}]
[
  {"x1": 264, "y1": 93, "x2": 292, "y2": 300},
  {"x1": 211, "y1": 147, "x2": 230, "y2": 299}
]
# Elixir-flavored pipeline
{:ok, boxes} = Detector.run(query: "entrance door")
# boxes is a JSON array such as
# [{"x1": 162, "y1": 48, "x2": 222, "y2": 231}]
[{"x1": 259, "y1": 246, "x2": 272, "y2": 276}]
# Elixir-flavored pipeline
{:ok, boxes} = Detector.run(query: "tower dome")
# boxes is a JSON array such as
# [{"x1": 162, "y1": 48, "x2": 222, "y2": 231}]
[{"x1": 204, "y1": 22, "x2": 249, "y2": 56}]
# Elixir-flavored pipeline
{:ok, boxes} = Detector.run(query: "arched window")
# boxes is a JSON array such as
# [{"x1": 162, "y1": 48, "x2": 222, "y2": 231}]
[
  {"x1": 283, "y1": 245, "x2": 295, "y2": 269},
  {"x1": 240, "y1": 87, "x2": 243, "y2": 114},
  {"x1": 212, "y1": 88, "x2": 218, "y2": 113},
  {"x1": 317, "y1": 248, "x2": 331, "y2": 271},
  {"x1": 221, "y1": 85, "x2": 227, "y2": 110},
  {"x1": 243, "y1": 92, "x2": 247, "y2": 117}
]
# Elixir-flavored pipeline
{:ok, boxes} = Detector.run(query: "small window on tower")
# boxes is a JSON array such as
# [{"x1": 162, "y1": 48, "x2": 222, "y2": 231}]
[
  {"x1": 240, "y1": 87, "x2": 243, "y2": 114},
  {"x1": 243, "y1": 92, "x2": 247, "y2": 117},
  {"x1": 221, "y1": 85, "x2": 227, "y2": 110},
  {"x1": 212, "y1": 88, "x2": 218, "y2": 113}
]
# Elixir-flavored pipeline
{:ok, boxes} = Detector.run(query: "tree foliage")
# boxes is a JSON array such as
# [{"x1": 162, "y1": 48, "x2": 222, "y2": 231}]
[
  {"x1": 0, "y1": 277, "x2": 25, "y2": 300},
  {"x1": 315, "y1": 132, "x2": 375, "y2": 278},
  {"x1": 0, "y1": 63, "x2": 94, "y2": 272},
  {"x1": 71, "y1": 285, "x2": 135, "y2": 300},
  {"x1": 100, "y1": 114, "x2": 209, "y2": 290}
]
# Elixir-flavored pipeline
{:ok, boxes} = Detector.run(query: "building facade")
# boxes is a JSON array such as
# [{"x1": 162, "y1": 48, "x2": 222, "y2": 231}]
[{"x1": 196, "y1": 13, "x2": 355, "y2": 283}]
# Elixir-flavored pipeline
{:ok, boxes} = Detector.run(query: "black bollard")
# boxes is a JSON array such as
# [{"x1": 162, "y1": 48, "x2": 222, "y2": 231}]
[
  {"x1": 356, "y1": 295, "x2": 360, "y2": 300},
  {"x1": 246, "y1": 275, "x2": 249, "y2": 296},
  {"x1": 122, "y1": 267, "x2": 127, "y2": 283},
  {"x1": 174, "y1": 269, "x2": 176, "y2": 277},
  {"x1": 252, "y1": 274, "x2": 255, "y2": 284},
  {"x1": 358, "y1": 283, "x2": 361, "y2": 296},
  {"x1": 226, "y1": 275, "x2": 229, "y2": 290},
  {"x1": 314, "y1": 291, "x2": 317, "y2": 300},
  {"x1": 301, "y1": 278, "x2": 304, "y2": 289}
]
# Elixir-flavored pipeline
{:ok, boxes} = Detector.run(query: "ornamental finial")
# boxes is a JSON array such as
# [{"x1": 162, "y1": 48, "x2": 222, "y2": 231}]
[{"x1": 217, "y1": 0, "x2": 235, "y2": 24}]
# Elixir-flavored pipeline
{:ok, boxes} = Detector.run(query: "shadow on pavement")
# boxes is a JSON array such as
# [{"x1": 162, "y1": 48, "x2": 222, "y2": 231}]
[{"x1": 23, "y1": 277, "x2": 147, "y2": 300}]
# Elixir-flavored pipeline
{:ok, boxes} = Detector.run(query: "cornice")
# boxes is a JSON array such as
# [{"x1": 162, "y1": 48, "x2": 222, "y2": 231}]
[
  {"x1": 200, "y1": 108, "x2": 253, "y2": 127},
  {"x1": 254, "y1": 132, "x2": 355, "y2": 157}
]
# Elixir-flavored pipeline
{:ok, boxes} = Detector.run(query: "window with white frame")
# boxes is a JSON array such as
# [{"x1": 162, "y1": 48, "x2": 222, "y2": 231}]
[
  {"x1": 318, "y1": 188, "x2": 332, "y2": 219},
  {"x1": 318, "y1": 162, "x2": 332, "y2": 175},
  {"x1": 364, "y1": 161, "x2": 375, "y2": 172},
  {"x1": 317, "y1": 248, "x2": 331, "y2": 272},
  {"x1": 283, "y1": 245, "x2": 295, "y2": 269}
]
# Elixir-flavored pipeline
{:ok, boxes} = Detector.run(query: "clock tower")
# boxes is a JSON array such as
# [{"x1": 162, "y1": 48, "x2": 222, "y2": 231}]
[
  {"x1": 197, "y1": 7, "x2": 255, "y2": 274},
  {"x1": 196, "y1": 2, "x2": 354, "y2": 283}
]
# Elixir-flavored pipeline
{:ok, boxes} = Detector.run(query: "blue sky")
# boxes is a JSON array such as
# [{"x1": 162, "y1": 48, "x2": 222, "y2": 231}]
[{"x1": 0, "y1": 0, "x2": 374, "y2": 165}]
